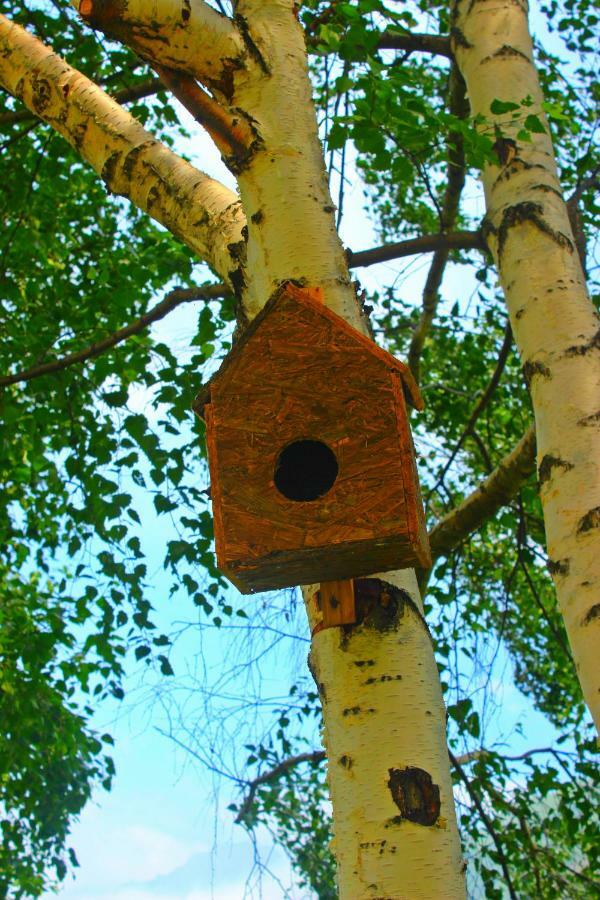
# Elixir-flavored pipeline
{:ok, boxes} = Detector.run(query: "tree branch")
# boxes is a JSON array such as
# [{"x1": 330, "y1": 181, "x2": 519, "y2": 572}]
[
  {"x1": 0, "y1": 16, "x2": 245, "y2": 282},
  {"x1": 72, "y1": 0, "x2": 245, "y2": 96},
  {"x1": 377, "y1": 31, "x2": 452, "y2": 59},
  {"x1": 426, "y1": 425, "x2": 537, "y2": 568},
  {"x1": 154, "y1": 65, "x2": 255, "y2": 165},
  {"x1": 234, "y1": 744, "x2": 530, "y2": 828},
  {"x1": 429, "y1": 322, "x2": 514, "y2": 495},
  {"x1": 0, "y1": 78, "x2": 164, "y2": 127},
  {"x1": 408, "y1": 65, "x2": 469, "y2": 383},
  {"x1": 348, "y1": 230, "x2": 484, "y2": 269},
  {"x1": 235, "y1": 750, "x2": 326, "y2": 824},
  {"x1": 0, "y1": 283, "x2": 228, "y2": 389}
]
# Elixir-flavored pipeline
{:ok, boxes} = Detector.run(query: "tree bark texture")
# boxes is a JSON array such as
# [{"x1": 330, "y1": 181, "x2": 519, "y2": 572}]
[
  {"x1": 453, "y1": 0, "x2": 600, "y2": 734},
  {"x1": 0, "y1": 15, "x2": 244, "y2": 283}
]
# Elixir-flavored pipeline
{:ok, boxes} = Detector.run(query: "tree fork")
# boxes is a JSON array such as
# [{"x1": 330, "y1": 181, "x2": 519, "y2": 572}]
[{"x1": 0, "y1": 15, "x2": 244, "y2": 283}]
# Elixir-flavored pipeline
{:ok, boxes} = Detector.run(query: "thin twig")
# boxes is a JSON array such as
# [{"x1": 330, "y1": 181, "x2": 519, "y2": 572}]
[
  {"x1": 407, "y1": 66, "x2": 469, "y2": 383},
  {"x1": 429, "y1": 322, "x2": 513, "y2": 496},
  {"x1": 449, "y1": 750, "x2": 519, "y2": 900},
  {"x1": 0, "y1": 283, "x2": 228, "y2": 388}
]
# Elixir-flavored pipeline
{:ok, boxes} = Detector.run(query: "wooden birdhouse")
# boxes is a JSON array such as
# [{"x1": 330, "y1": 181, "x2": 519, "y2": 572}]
[{"x1": 193, "y1": 283, "x2": 431, "y2": 594}]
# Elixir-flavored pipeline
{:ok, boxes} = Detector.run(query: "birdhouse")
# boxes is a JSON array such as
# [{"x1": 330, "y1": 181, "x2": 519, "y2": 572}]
[{"x1": 193, "y1": 283, "x2": 431, "y2": 594}]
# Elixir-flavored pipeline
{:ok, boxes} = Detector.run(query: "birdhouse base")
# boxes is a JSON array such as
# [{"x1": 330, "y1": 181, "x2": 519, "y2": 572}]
[{"x1": 220, "y1": 532, "x2": 430, "y2": 594}]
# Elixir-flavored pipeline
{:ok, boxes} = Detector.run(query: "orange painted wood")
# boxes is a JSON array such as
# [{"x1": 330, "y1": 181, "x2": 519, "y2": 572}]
[
  {"x1": 194, "y1": 283, "x2": 431, "y2": 593},
  {"x1": 317, "y1": 580, "x2": 357, "y2": 628}
]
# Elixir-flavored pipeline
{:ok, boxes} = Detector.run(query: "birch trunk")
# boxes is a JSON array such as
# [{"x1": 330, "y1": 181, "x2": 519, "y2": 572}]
[
  {"x1": 226, "y1": 3, "x2": 465, "y2": 895},
  {"x1": 452, "y1": 0, "x2": 600, "y2": 734}
]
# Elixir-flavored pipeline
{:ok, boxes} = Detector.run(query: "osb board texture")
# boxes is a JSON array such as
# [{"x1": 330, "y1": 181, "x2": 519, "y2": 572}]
[
  {"x1": 194, "y1": 284, "x2": 423, "y2": 414},
  {"x1": 203, "y1": 289, "x2": 431, "y2": 593}
]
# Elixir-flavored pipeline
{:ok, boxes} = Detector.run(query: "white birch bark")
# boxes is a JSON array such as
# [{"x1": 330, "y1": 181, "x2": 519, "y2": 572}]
[
  {"x1": 0, "y1": 15, "x2": 244, "y2": 284},
  {"x1": 225, "y1": 3, "x2": 466, "y2": 894},
  {"x1": 452, "y1": 0, "x2": 600, "y2": 734},
  {"x1": 69, "y1": 0, "x2": 245, "y2": 92}
]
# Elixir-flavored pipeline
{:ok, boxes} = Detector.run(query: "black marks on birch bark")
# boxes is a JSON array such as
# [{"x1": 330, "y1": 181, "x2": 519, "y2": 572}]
[
  {"x1": 522, "y1": 359, "x2": 551, "y2": 388},
  {"x1": 492, "y1": 137, "x2": 517, "y2": 167},
  {"x1": 583, "y1": 604, "x2": 600, "y2": 625},
  {"x1": 387, "y1": 767, "x2": 441, "y2": 826},
  {"x1": 577, "y1": 506, "x2": 600, "y2": 535},
  {"x1": 494, "y1": 159, "x2": 546, "y2": 184},
  {"x1": 538, "y1": 454, "x2": 574, "y2": 486},
  {"x1": 547, "y1": 557, "x2": 570, "y2": 577},
  {"x1": 234, "y1": 15, "x2": 271, "y2": 75},
  {"x1": 564, "y1": 327, "x2": 600, "y2": 358},
  {"x1": 342, "y1": 706, "x2": 375, "y2": 717},
  {"x1": 482, "y1": 44, "x2": 531, "y2": 63},
  {"x1": 100, "y1": 149, "x2": 121, "y2": 190},
  {"x1": 227, "y1": 233, "x2": 248, "y2": 322},
  {"x1": 578, "y1": 410, "x2": 600, "y2": 427},
  {"x1": 348, "y1": 578, "x2": 430, "y2": 638},
  {"x1": 531, "y1": 182, "x2": 563, "y2": 199},
  {"x1": 181, "y1": 0, "x2": 191, "y2": 22},
  {"x1": 31, "y1": 76, "x2": 52, "y2": 115},
  {"x1": 497, "y1": 202, "x2": 574, "y2": 259},
  {"x1": 338, "y1": 754, "x2": 353, "y2": 769},
  {"x1": 353, "y1": 659, "x2": 375, "y2": 668},
  {"x1": 364, "y1": 674, "x2": 403, "y2": 685}
]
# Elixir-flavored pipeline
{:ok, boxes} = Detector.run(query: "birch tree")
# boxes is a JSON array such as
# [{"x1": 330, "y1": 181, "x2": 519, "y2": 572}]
[{"x1": 0, "y1": 1, "x2": 597, "y2": 898}]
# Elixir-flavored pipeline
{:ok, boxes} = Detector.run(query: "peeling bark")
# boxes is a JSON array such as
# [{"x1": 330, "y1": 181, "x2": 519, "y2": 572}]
[{"x1": 453, "y1": 0, "x2": 600, "y2": 733}]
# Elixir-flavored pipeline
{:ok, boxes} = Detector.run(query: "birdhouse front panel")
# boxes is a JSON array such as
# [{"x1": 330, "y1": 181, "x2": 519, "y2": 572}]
[{"x1": 196, "y1": 284, "x2": 430, "y2": 593}]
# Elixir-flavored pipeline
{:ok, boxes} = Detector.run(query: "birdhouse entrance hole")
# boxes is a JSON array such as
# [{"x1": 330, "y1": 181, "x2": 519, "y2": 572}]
[{"x1": 274, "y1": 440, "x2": 338, "y2": 502}]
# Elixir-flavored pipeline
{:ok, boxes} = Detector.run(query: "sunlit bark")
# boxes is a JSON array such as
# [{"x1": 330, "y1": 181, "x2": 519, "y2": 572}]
[
  {"x1": 453, "y1": 0, "x2": 600, "y2": 734},
  {"x1": 0, "y1": 15, "x2": 243, "y2": 283}
]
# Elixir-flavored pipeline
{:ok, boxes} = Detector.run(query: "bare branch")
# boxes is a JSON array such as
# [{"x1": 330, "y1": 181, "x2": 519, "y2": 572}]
[
  {"x1": 234, "y1": 743, "x2": 556, "y2": 830},
  {"x1": 449, "y1": 751, "x2": 519, "y2": 900},
  {"x1": 0, "y1": 283, "x2": 228, "y2": 389},
  {"x1": 348, "y1": 230, "x2": 484, "y2": 269},
  {"x1": 154, "y1": 65, "x2": 255, "y2": 165},
  {"x1": 0, "y1": 16, "x2": 245, "y2": 281},
  {"x1": 235, "y1": 751, "x2": 326, "y2": 824},
  {"x1": 426, "y1": 425, "x2": 537, "y2": 567},
  {"x1": 306, "y1": 22, "x2": 452, "y2": 59},
  {"x1": 429, "y1": 322, "x2": 514, "y2": 495},
  {"x1": 408, "y1": 66, "x2": 469, "y2": 383},
  {"x1": 72, "y1": 0, "x2": 245, "y2": 95},
  {"x1": 377, "y1": 31, "x2": 452, "y2": 59}
]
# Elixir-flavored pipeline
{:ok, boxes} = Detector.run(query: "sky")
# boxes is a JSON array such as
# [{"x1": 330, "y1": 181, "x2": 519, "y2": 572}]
[{"x1": 44, "y1": 18, "x2": 565, "y2": 898}]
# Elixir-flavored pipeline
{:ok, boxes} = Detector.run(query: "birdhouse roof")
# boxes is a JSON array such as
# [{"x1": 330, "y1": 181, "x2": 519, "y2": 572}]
[{"x1": 193, "y1": 283, "x2": 423, "y2": 417}]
